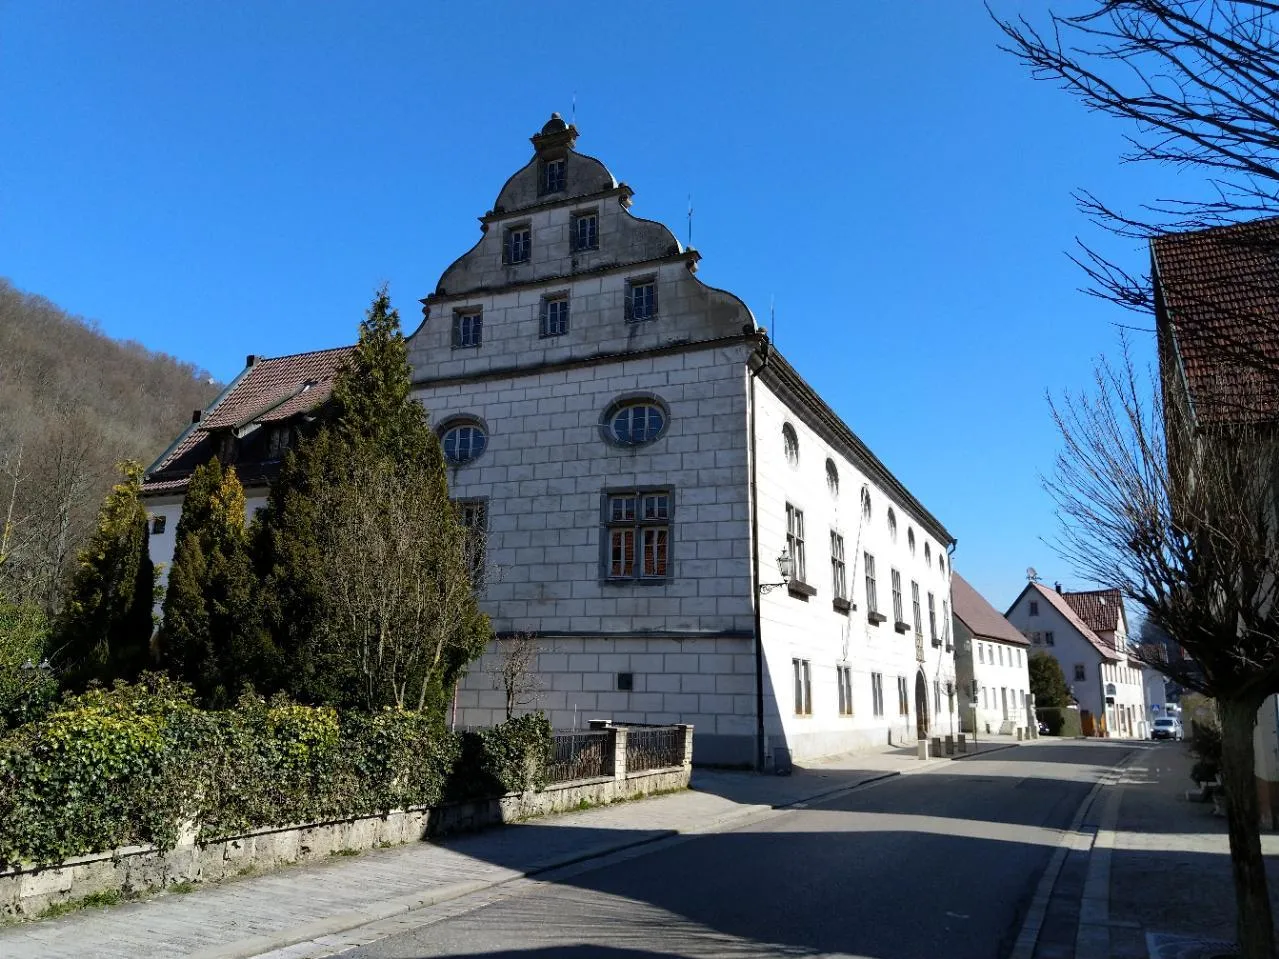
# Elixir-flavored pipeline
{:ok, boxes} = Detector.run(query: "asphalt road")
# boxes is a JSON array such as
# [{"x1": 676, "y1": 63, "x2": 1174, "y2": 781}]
[{"x1": 345, "y1": 741, "x2": 1135, "y2": 959}]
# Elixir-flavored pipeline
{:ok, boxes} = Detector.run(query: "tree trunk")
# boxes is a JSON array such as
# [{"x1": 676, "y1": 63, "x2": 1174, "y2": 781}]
[{"x1": 1219, "y1": 696, "x2": 1277, "y2": 959}]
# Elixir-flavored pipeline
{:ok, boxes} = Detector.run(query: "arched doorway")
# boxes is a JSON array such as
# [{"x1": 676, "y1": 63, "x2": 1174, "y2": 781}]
[{"x1": 915, "y1": 671, "x2": 929, "y2": 739}]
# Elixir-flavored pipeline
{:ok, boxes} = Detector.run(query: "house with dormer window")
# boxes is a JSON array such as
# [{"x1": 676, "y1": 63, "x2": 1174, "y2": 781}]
[{"x1": 1005, "y1": 582, "x2": 1147, "y2": 738}]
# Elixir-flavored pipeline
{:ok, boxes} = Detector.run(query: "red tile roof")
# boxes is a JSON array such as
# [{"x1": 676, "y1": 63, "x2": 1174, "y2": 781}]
[
  {"x1": 143, "y1": 346, "x2": 353, "y2": 495},
  {"x1": 1027, "y1": 583, "x2": 1121, "y2": 662},
  {"x1": 1153, "y1": 218, "x2": 1279, "y2": 424},
  {"x1": 951, "y1": 573, "x2": 1028, "y2": 647},
  {"x1": 1061, "y1": 588, "x2": 1124, "y2": 635}
]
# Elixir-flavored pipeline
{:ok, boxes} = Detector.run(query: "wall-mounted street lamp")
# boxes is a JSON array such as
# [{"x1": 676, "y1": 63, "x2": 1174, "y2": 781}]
[{"x1": 759, "y1": 548, "x2": 794, "y2": 594}]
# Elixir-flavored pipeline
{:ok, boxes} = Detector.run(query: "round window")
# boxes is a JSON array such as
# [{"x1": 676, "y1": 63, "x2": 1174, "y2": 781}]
[
  {"x1": 782, "y1": 423, "x2": 799, "y2": 466},
  {"x1": 610, "y1": 403, "x2": 666, "y2": 446},
  {"x1": 441, "y1": 423, "x2": 487, "y2": 466}
]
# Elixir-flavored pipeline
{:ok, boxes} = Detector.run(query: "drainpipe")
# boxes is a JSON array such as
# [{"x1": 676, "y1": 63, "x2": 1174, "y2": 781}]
[{"x1": 748, "y1": 331, "x2": 772, "y2": 773}]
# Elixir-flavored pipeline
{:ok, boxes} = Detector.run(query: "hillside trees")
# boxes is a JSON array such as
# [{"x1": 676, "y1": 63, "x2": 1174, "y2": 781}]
[
  {"x1": 0, "y1": 279, "x2": 218, "y2": 614},
  {"x1": 51, "y1": 462, "x2": 156, "y2": 690}
]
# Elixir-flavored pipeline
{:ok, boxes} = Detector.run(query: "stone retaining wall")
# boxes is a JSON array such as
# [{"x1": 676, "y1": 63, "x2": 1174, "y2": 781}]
[{"x1": 1, "y1": 763, "x2": 689, "y2": 920}]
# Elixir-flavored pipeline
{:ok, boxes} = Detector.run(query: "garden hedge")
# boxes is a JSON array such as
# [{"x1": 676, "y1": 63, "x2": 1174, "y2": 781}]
[{"x1": 0, "y1": 675, "x2": 552, "y2": 868}]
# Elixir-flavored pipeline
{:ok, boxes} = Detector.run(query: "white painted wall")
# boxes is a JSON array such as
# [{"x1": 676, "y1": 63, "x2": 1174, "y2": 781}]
[
  {"x1": 144, "y1": 492, "x2": 268, "y2": 600},
  {"x1": 751, "y1": 376, "x2": 956, "y2": 763},
  {"x1": 967, "y1": 638, "x2": 1032, "y2": 735}
]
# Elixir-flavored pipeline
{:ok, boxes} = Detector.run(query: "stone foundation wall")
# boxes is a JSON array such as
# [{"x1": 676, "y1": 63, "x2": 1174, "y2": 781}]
[{"x1": 0, "y1": 763, "x2": 689, "y2": 921}]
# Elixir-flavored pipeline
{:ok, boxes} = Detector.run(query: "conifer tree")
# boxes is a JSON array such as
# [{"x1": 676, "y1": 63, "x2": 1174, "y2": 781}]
[
  {"x1": 52, "y1": 461, "x2": 154, "y2": 689},
  {"x1": 254, "y1": 288, "x2": 489, "y2": 713},
  {"x1": 157, "y1": 459, "x2": 259, "y2": 705}
]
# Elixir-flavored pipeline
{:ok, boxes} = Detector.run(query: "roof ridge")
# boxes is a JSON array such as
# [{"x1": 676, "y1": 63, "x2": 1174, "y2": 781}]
[{"x1": 255, "y1": 344, "x2": 355, "y2": 364}]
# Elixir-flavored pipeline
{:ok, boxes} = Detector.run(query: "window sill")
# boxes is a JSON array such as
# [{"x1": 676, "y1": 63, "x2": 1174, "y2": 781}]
[
  {"x1": 451, "y1": 344, "x2": 482, "y2": 351},
  {"x1": 788, "y1": 580, "x2": 817, "y2": 599},
  {"x1": 867, "y1": 611, "x2": 888, "y2": 626},
  {"x1": 832, "y1": 596, "x2": 852, "y2": 615},
  {"x1": 893, "y1": 620, "x2": 910, "y2": 634},
  {"x1": 602, "y1": 577, "x2": 672, "y2": 587}
]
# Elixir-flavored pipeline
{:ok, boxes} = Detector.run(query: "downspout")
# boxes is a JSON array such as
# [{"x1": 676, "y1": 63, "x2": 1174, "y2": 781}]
[{"x1": 748, "y1": 331, "x2": 772, "y2": 772}]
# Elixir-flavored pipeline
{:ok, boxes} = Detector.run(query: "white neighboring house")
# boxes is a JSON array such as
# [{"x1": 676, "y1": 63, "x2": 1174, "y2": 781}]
[
  {"x1": 410, "y1": 114, "x2": 957, "y2": 767},
  {"x1": 950, "y1": 573, "x2": 1032, "y2": 736},
  {"x1": 141, "y1": 348, "x2": 354, "y2": 597},
  {"x1": 1004, "y1": 583, "x2": 1148, "y2": 739}
]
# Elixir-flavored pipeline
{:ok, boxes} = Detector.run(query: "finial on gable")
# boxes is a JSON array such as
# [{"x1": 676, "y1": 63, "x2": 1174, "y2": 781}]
[{"x1": 531, "y1": 112, "x2": 578, "y2": 157}]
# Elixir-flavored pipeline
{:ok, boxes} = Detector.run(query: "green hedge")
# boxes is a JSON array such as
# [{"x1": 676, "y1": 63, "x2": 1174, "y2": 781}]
[{"x1": 0, "y1": 676, "x2": 553, "y2": 868}]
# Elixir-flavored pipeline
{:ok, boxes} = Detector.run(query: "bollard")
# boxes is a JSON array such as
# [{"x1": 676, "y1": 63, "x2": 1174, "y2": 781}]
[
  {"x1": 1017, "y1": 728, "x2": 1024, "y2": 741},
  {"x1": 957, "y1": 734, "x2": 968, "y2": 753},
  {"x1": 931, "y1": 736, "x2": 942, "y2": 756},
  {"x1": 917, "y1": 738, "x2": 929, "y2": 760},
  {"x1": 944, "y1": 734, "x2": 955, "y2": 756}
]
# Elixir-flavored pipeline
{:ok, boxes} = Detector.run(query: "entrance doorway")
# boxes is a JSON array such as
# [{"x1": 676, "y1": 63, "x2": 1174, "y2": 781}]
[{"x1": 915, "y1": 672, "x2": 929, "y2": 739}]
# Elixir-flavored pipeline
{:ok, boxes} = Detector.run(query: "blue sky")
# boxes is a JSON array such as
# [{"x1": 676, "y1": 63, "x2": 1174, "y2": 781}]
[{"x1": 1, "y1": 1, "x2": 1184, "y2": 609}]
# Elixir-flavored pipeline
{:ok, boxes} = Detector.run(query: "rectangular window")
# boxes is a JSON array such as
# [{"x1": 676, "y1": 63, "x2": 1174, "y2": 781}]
[
  {"x1": 504, "y1": 225, "x2": 531, "y2": 264},
  {"x1": 1045, "y1": 630, "x2": 1055, "y2": 646},
  {"x1": 978, "y1": 643, "x2": 985, "y2": 664},
  {"x1": 541, "y1": 157, "x2": 566, "y2": 194},
  {"x1": 897, "y1": 676, "x2": 909, "y2": 716},
  {"x1": 452, "y1": 309, "x2": 483, "y2": 349},
  {"x1": 864, "y1": 552, "x2": 878, "y2": 614},
  {"x1": 786, "y1": 504, "x2": 807, "y2": 583},
  {"x1": 793, "y1": 658, "x2": 812, "y2": 716},
  {"x1": 982, "y1": 687, "x2": 988, "y2": 709},
  {"x1": 1074, "y1": 664, "x2": 1086, "y2": 682},
  {"x1": 942, "y1": 600, "x2": 951, "y2": 649},
  {"x1": 934, "y1": 680, "x2": 941, "y2": 714},
  {"x1": 1029, "y1": 600, "x2": 1040, "y2": 616},
  {"x1": 837, "y1": 665, "x2": 853, "y2": 716},
  {"x1": 998, "y1": 646, "x2": 1005, "y2": 666},
  {"x1": 911, "y1": 581, "x2": 922, "y2": 635},
  {"x1": 891, "y1": 569, "x2": 904, "y2": 624},
  {"x1": 871, "y1": 672, "x2": 885, "y2": 717},
  {"x1": 928, "y1": 592, "x2": 938, "y2": 645},
  {"x1": 150, "y1": 515, "x2": 167, "y2": 535},
  {"x1": 455, "y1": 498, "x2": 487, "y2": 586},
  {"x1": 540, "y1": 295, "x2": 569, "y2": 337},
  {"x1": 572, "y1": 211, "x2": 598, "y2": 251},
  {"x1": 830, "y1": 531, "x2": 846, "y2": 599},
  {"x1": 605, "y1": 490, "x2": 671, "y2": 581},
  {"x1": 626, "y1": 278, "x2": 658, "y2": 321}
]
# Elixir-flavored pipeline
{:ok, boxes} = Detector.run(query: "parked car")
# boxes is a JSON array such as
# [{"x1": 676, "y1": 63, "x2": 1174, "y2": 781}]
[{"x1": 1151, "y1": 717, "x2": 1184, "y2": 741}]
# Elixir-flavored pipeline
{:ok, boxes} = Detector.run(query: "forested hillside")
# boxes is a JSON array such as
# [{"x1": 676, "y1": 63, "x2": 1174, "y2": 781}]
[{"x1": 0, "y1": 279, "x2": 221, "y2": 613}]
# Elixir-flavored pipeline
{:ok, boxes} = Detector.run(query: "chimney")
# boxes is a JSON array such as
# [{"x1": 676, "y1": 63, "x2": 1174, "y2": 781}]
[
  {"x1": 246, "y1": 354, "x2": 258, "y2": 368},
  {"x1": 1055, "y1": 581, "x2": 1063, "y2": 594},
  {"x1": 191, "y1": 410, "x2": 202, "y2": 424}
]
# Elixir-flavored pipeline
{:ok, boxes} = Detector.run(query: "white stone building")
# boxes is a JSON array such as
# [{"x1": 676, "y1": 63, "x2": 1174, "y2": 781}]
[
  {"x1": 412, "y1": 115, "x2": 956, "y2": 767},
  {"x1": 950, "y1": 572, "x2": 1032, "y2": 736},
  {"x1": 142, "y1": 114, "x2": 956, "y2": 768},
  {"x1": 1004, "y1": 582, "x2": 1148, "y2": 739}
]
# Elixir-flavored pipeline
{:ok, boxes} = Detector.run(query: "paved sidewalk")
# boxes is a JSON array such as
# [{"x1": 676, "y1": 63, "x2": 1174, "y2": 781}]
[
  {"x1": 1028, "y1": 741, "x2": 1279, "y2": 959},
  {"x1": 0, "y1": 739, "x2": 1017, "y2": 959}
]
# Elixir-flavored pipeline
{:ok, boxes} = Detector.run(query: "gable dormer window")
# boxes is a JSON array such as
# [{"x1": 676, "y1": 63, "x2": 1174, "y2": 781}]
[
  {"x1": 541, "y1": 157, "x2": 566, "y2": 195},
  {"x1": 625, "y1": 277, "x2": 657, "y2": 322},
  {"x1": 572, "y1": 211, "x2": 598, "y2": 251},
  {"x1": 504, "y1": 225, "x2": 531, "y2": 265}
]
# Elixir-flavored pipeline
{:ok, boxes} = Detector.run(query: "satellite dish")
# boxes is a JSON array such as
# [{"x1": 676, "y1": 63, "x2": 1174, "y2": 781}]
[{"x1": 1027, "y1": 567, "x2": 1039, "y2": 581}]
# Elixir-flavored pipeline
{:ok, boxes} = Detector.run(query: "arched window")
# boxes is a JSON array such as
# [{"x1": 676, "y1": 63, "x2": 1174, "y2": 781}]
[
  {"x1": 888, "y1": 508, "x2": 897, "y2": 542},
  {"x1": 924, "y1": 542, "x2": 933, "y2": 567},
  {"x1": 605, "y1": 399, "x2": 667, "y2": 446},
  {"x1": 825, "y1": 459, "x2": 839, "y2": 497},
  {"x1": 908, "y1": 528, "x2": 916, "y2": 556},
  {"x1": 860, "y1": 486, "x2": 872, "y2": 520},
  {"x1": 440, "y1": 420, "x2": 488, "y2": 466},
  {"x1": 782, "y1": 423, "x2": 799, "y2": 466}
]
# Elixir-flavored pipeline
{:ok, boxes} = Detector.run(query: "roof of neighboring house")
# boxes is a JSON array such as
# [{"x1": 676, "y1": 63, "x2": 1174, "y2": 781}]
[
  {"x1": 951, "y1": 573, "x2": 1028, "y2": 647},
  {"x1": 1061, "y1": 588, "x2": 1124, "y2": 635},
  {"x1": 1152, "y1": 217, "x2": 1279, "y2": 424},
  {"x1": 1009, "y1": 582, "x2": 1121, "y2": 663},
  {"x1": 143, "y1": 345, "x2": 353, "y2": 495}
]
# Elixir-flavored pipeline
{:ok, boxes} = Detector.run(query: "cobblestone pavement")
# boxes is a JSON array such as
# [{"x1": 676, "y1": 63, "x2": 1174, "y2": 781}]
[{"x1": 0, "y1": 739, "x2": 1019, "y2": 959}]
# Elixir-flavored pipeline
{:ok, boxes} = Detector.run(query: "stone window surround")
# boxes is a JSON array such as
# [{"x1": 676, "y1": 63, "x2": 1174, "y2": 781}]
[
  {"x1": 452, "y1": 308, "x2": 483, "y2": 350},
  {"x1": 538, "y1": 156, "x2": 566, "y2": 196},
  {"x1": 503, "y1": 222, "x2": 532, "y2": 265},
  {"x1": 782, "y1": 422, "x2": 799, "y2": 467},
  {"x1": 571, "y1": 208, "x2": 600, "y2": 252},
  {"x1": 539, "y1": 290, "x2": 570, "y2": 338},
  {"x1": 871, "y1": 672, "x2": 885, "y2": 717},
  {"x1": 793, "y1": 657, "x2": 812, "y2": 716},
  {"x1": 598, "y1": 391, "x2": 671, "y2": 449},
  {"x1": 625, "y1": 274, "x2": 659, "y2": 322},
  {"x1": 436, "y1": 414, "x2": 490, "y2": 468},
  {"x1": 598, "y1": 485, "x2": 675, "y2": 586},
  {"x1": 837, "y1": 663, "x2": 853, "y2": 717}
]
